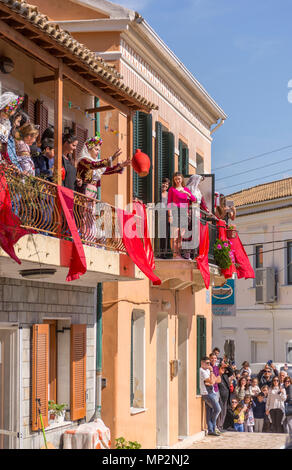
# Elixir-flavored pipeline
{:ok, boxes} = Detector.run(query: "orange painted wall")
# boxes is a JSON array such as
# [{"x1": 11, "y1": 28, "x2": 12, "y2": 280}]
[{"x1": 31, "y1": 0, "x2": 108, "y2": 20}]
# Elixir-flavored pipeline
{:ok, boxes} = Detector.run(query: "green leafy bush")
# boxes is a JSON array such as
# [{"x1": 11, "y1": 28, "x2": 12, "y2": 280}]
[
  {"x1": 115, "y1": 437, "x2": 141, "y2": 449},
  {"x1": 213, "y1": 238, "x2": 232, "y2": 269}
]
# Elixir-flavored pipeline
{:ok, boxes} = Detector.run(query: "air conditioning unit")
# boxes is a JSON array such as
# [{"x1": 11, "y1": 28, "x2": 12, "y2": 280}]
[{"x1": 255, "y1": 267, "x2": 276, "y2": 304}]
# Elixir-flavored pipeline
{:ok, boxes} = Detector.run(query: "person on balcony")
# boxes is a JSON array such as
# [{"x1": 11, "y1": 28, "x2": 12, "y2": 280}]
[
  {"x1": 62, "y1": 131, "x2": 82, "y2": 191},
  {"x1": 167, "y1": 172, "x2": 197, "y2": 258},
  {"x1": 215, "y1": 194, "x2": 236, "y2": 224},
  {"x1": 34, "y1": 137, "x2": 55, "y2": 180},
  {"x1": 76, "y1": 134, "x2": 130, "y2": 199},
  {"x1": 76, "y1": 134, "x2": 130, "y2": 242},
  {"x1": 7, "y1": 110, "x2": 29, "y2": 171},
  {"x1": 0, "y1": 92, "x2": 24, "y2": 163},
  {"x1": 158, "y1": 177, "x2": 172, "y2": 259},
  {"x1": 14, "y1": 122, "x2": 39, "y2": 176}
]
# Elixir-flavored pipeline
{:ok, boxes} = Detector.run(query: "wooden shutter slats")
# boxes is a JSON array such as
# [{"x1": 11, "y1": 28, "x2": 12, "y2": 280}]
[
  {"x1": 132, "y1": 112, "x2": 153, "y2": 203},
  {"x1": 35, "y1": 100, "x2": 49, "y2": 140},
  {"x1": 70, "y1": 324, "x2": 86, "y2": 421},
  {"x1": 72, "y1": 122, "x2": 89, "y2": 160},
  {"x1": 32, "y1": 324, "x2": 49, "y2": 431}
]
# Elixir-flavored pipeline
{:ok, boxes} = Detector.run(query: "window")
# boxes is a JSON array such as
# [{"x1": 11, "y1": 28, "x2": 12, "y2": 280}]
[
  {"x1": 133, "y1": 111, "x2": 153, "y2": 203},
  {"x1": 255, "y1": 245, "x2": 263, "y2": 269},
  {"x1": 196, "y1": 153, "x2": 204, "y2": 174},
  {"x1": 31, "y1": 322, "x2": 87, "y2": 431},
  {"x1": 130, "y1": 310, "x2": 145, "y2": 410},
  {"x1": 196, "y1": 315, "x2": 206, "y2": 395},
  {"x1": 178, "y1": 140, "x2": 189, "y2": 177},
  {"x1": 287, "y1": 242, "x2": 292, "y2": 285},
  {"x1": 155, "y1": 121, "x2": 174, "y2": 202}
]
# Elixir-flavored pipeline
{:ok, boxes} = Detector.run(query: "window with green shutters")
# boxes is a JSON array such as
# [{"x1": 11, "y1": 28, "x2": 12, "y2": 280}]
[
  {"x1": 133, "y1": 111, "x2": 153, "y2": 203},
  {"x1": 178, "y1": 139, "x2": 189, "y2": 177},
  {"x1": 196, "y1": 315, "x2": 207, "y2": 395},
  {"x1": 155, "y1": 122, "x2": 175, "y2": 203}
]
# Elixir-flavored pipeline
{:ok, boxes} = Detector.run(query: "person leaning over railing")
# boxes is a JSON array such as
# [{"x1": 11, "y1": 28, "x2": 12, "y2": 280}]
[
  {"x1": 0, "y1": 92, "x2": 24, "y2": 165},
  {"x1": 215, "y1": 194, "x2": 236, "y2": 224},
  {"x1": 33, "y1": 138, "x2": 55, "y2": 181}
]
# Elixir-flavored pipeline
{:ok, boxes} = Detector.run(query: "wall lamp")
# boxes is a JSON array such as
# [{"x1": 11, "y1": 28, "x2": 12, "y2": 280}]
[{"x1": 0, "y1": 56, "x2": 14, "y2": 74}]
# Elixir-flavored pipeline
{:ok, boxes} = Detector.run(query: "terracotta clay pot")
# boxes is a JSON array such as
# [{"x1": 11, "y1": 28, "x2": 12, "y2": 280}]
[{"x1": 131, "y1": 148, "x2": 150, "y2": 177}]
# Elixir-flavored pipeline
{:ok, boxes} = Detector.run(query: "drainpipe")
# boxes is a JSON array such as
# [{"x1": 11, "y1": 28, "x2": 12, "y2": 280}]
[
  {"x1": 92, "y1": 98, "x2": 103, "y2": 420},
  {"x1": 210, "y1": 118, "x2": 225, "y2": 135}
]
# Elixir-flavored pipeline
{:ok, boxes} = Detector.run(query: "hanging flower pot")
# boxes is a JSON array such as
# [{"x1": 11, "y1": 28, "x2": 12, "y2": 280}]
[
  {"x1": 227, "y1": 224, "x2": 237, "y2": 239},
  {"x1": 131, "y1": 149, "x2": 150, "y2": 177}
]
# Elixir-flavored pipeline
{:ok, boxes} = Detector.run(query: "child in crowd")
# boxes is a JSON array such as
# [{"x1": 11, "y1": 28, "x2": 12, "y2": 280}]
[
  {"x1": 33, "y1": 137, "x2": 55, "y2": 180},
  {"x1": 233, "y1": 403, "x2": 246, "y2": 432},
  {"x1": 261, "y1": 384, "x2": 271, "y2": 432},
  {"x1": 243, "y1": 395, "x2": 255, "y2": 432},
  {"x1": 15, "y1": 122, "x2": 39, "y2": 176},
  {"x1": 249, "y1": 377, "x2": 261, "y2": 397},
  {"x1": 252, "y1": 392, "x2": 266, "y2": 432}
]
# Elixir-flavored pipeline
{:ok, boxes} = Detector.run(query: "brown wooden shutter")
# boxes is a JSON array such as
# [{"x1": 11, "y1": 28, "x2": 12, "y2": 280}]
[
  {"x1": 35, "y1": 100, "x2": 49, "y2": 140},
  {"x1": 32, "y1": 324, "x2": 49, "y2": 431},
  {"x1": 72, "y1": 122, "x2": 88, "y2": 160},
  {"x1": 70, "y1": 324, "x2": 87, "y2": 421},
  {"x1": 23, "y1": 94, "x2": 36, "y2": 124}
]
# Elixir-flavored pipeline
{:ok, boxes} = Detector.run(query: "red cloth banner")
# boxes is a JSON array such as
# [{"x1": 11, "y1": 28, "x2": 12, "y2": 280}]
[
  {"x1": 57, "y1": 186, "x2": 87, "y2": 282},
  {"x1": 228, "y1": 234, "x2": 255, "y2": 279},
  {"x1": 195, "y1": 222, "x2": 210, "y2": 289},
  {"x1": 117, "y1": 208, "x2": 161, "y2": 285},
  {"x1": 0, "y1": 171, "x2": 35, "y2": 264},
  {"x1": 133, "y1": 201, "x2": 155, "y2": 270}
]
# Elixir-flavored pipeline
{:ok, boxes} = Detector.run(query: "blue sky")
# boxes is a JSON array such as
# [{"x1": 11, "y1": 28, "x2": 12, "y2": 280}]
[{"x1": 118, "y1": 0, "x2": 292, "y2": 194}]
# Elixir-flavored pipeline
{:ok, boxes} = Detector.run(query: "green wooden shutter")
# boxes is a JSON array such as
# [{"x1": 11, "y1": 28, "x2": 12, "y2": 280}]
[
  {"x1": 133, "y1": 112, "x2": 153, "y2": 203},
  {"x1": 155, "y1": 121, "x2": 163, "y2": 203},
  {"x1": 196, "y1": 316, "x2": 207, "y2": 395},
  {"x1": 168, "y1": 132, "x2": 175, "y2": 179},
  {"x1": 178, "y1": 140, "x2": 183, "y2": 174},
  {"x1": 182, "y1": 147, "x2": 189, "y2": 177},
  {"x1": 130, "y1": 313, "x2": 134, "y2": 407}
]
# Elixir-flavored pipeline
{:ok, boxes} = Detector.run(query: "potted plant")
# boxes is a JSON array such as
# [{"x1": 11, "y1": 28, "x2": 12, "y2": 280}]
[
  {"x1": 213, "y1": 239, "x2": 232, "y2": 269},
  {"x1": 227, "y1": 224, "x2": 237, "y2": 239},
  {"x1": 48, "y1": 400, "x2": 67, "y2": 424}
]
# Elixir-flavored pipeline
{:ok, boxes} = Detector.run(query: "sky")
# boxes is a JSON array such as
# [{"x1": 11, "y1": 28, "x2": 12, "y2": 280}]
[{"x1": 117, "y1": 0, "x2": 292, "y2": 194}]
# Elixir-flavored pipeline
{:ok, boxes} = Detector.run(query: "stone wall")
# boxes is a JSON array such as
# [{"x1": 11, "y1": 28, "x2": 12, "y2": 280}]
[{"x1": 0, "y1": 277, "x2": 97, "y2": 449}]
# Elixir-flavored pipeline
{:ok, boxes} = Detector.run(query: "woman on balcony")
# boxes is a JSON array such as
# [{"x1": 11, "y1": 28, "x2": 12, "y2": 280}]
[
  {"x1": 14, "y1": 122, "x2": 39, "y2": 176},
  {"x1": 0, "y1": 92, "x2": 24, "y2": 164},
  {"x1": 76, "y1": 134, "x2": 130, "y2": 242},
  {"x1": 215, "y1": 194, "x2": 236, "y2": 224},
  {"x1": 167, "y1": 172, "x2": 197, "y2": 258}
]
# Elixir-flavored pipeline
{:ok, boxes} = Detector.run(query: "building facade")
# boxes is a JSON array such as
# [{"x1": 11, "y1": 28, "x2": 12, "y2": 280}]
[
  {"x1": 212, "y1": 178, "x2": 292, "y2": 367},
  {"x1": 1, "y1": 0, "x2": 227, "y2": 449}
]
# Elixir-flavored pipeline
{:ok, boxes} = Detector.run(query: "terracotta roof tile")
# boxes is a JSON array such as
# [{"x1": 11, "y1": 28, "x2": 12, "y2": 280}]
[
  {"x1": 228, "y1": 177, "x2": 292, "y2": 207},
  {"x1": 0, "y1": 0, "x2": 158, "y2": 111}
]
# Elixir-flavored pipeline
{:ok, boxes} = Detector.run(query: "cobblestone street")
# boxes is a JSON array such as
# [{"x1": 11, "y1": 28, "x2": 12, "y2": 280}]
[{"x1": 187, "y1": 432, "x2": 289, "y2": 449}]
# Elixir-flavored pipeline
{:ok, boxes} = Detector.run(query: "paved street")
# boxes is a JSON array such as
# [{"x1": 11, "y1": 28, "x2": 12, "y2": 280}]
[{"x1": 187, "y1": 432, "x2": 289, "y2": 449}]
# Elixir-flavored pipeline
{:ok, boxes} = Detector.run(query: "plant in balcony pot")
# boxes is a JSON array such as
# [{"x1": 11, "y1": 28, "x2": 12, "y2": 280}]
[
  {"x1": 227, "y1": 224, "x2": 237, "y2": 239},
  {"x1": 213, "y1": 239, "x2": 232, "y2": 269},
  {"x1": 48, "y1": 400, "x2": 67, "y2": 424}
]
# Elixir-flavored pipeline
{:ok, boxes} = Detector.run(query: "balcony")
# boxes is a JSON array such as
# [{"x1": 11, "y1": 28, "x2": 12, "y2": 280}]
[
  {"x1": 152, "y1": 205, "x2": 225, "y2": 291},
  {"x1": 0, "y1": 166, "x2": 143, "y2": 285}
]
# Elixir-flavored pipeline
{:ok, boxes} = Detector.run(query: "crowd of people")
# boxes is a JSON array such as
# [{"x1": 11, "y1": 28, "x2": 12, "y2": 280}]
[
  {"x1": 200, "y1": 349, "x2": 292, "y2": 436},
  {"x1": 0, "y1": 91, "x2": 131, "y2": 192}
]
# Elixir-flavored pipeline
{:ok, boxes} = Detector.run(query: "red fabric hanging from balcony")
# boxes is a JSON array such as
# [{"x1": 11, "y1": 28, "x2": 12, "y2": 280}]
[
  {"x1": 117, "y1": 208, "x2": 161, "y2": 285},
  {"x1": 228, "y1": 234, "x2": 255, "y2": 279},
  {"x1": 57, "y1": 186, "x2": 87, "y2": 282},
  {"x1": 132, "y1": 200, "x2": 155, "y2": 270},
  {"x1": 0, "y1": 169, "x2": 35, "y2": 264},
  {"x1": 195, "y1": 222, "x2": 210, "y2": 289}
]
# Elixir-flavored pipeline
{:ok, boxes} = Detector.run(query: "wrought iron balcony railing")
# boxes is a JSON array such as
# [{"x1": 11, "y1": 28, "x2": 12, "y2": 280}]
[{"x1": 2, "y1": 166, "x2": 126, "y2": 254}]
